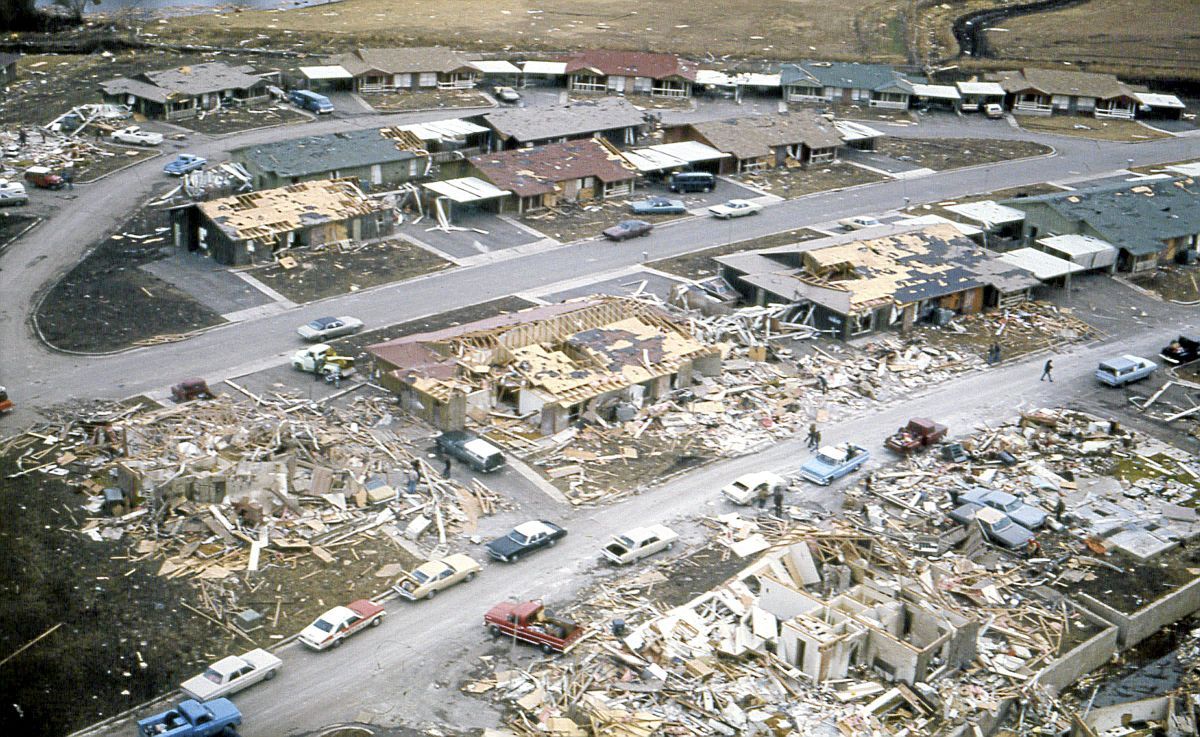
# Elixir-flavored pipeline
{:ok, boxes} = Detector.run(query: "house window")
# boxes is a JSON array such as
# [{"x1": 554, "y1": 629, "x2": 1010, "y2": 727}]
[
  {"x1": 581, "y1": 176, "x2": 595, "y2": 189},
  {"x1": 418, "y1": 72, "x2": 437, "y2": 87},
  {"x1": 408, "y1": 159, "x2": 421, "y2": 177},
  {"x1": 1051, "y1": 95, "x2": 1070, "y2": 109},
  {"x1": 850, "y1": 312, "x2": 874, "y2": 335}
]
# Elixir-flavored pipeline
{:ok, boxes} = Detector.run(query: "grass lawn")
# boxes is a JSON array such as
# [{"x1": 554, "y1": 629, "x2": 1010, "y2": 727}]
[
  {"x1": 733, "y1": 162, "x2": 887, "y2": 199},
  {"x1": 1017, "y1": 116, "x2": 1173, "y2": 142},
  {"x1": 74, "y1": 144, "x2": 160, "y2": 183},
  {"x1": 873, "y1": 138, "x2": 1052, "y2": 171},
  {"x1": 175, "y1": 104, "x2": 311, "y2": 135},
  {"x1": 363, "y1": 89, "x2": 493, "y2": 112}
]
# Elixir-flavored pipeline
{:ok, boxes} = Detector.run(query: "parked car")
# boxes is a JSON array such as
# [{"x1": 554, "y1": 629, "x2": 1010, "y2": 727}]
[
  {"x1": 629, "y1": 197, "x2": 687, "y2": 215},
  {"x1": 603, "y1": 219, "x2": 653, "y2": 241},
  {"x1": 436, "y1": 430, "x2": 506, "y2": 472},
  {"x1": 288, "y1": 89, "x2": 335, "y2": 114},
  {"x1": 494, "y1": 86, "x2": 521, "y2": 103},
  {"x1": 798, "y1": 443, "x2": 869, "y2": 485},
  {"x1": 180, "y1": 649, "x2": 281, "y2": 701},
  {"x1": 1161, "y1": 335, "x2": 1200, "y2": 365},
  {"x1": 984, "y1": 103, "x2": 1005, "y2": 119},
  {"x1": 393, "y1": 554, "x2": 481, "y2": 601},
  {"x1": 668, "y1": 171, "x2": 716, "y2": 193},
  {"x1": 136, "y1": 698, "x2": 241, "y2": 737},
  {"x1": 602, "y1": 525, "x2": 678, "y2": 565},
  {"x1": 24, "y1": 166, "x2": 63, "y2": 189},
  {"x1": 298, "y1": 599, "x2": 385, "y2": 650},
  {"x1": 1095, "y1": 355, "x2": 1157, "y2": 386},
  {"x1": 974, "y1": 506, "x2": 1036, "y2": 549},
  {"x1": 111, "y1": 125, "x2": 164, "y2": 146},
  {"x1": 708, "y1": 199, "x2": 762, "y2": 219},
  {"x1": 486, "y1": 520, "x2": 566, "y2": 563},
  {"x1": 484, "y1": 600, "x2": 585, "y2": 654},
  {"x1": 297, "y1": 315, "x2": 364, "y2": 341},
  {"x1": 171, "y1": 378, "x2": 214, "y2": 403},
  {"x1": 721, "y1": 471, "x2": 787, "y2": 505},
  {"x1": 0, "y1": 386, "x2": 12, "y2": 414},
  {"x1": 163, "y1": 154, "x2": 207, "y2": 176},
  {"x1": 839, "y1": 215, "x2": 883, "y2": 230},
  {"x1": 885, "y1": 417, "x2": 948, "y2": 454},
  {"x1": 0, "y1": 179, "x2": 28, "y2": 205}
]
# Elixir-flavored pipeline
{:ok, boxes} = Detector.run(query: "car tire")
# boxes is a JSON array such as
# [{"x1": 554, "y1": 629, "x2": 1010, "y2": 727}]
[
  {"x1": 427, "y1": 589, "x2": 437, "y2": 600},
  {"x1": 466, "y1": 572, "x2": 477, "y2": 582},
  {"x1": 264, "y1": 669, "x2": 277, "y2": 681},
  {"x1": 641, "y1": 231, "x2": 650, "y2": 237},
  {"x1": 371, "y1": 616, "x2": 383, "y2": 627},
  {"x1": 332, "y1": 638, "x2": 343, "y2": 648},
  {"x1": 489, "y1": 625, "x2": 502, "y2": 638}
]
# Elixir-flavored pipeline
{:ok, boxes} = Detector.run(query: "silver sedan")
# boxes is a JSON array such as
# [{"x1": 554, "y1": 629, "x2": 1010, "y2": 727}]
[{"x1": 297, "y1": 316, "x2": 364, "y2": 341}]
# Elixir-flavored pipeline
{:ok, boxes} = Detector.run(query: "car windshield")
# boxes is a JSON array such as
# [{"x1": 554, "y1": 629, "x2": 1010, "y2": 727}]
[
  {"x1": 508, "y1": 531, "x2": 531, "y2": 545},
  {"x1": 312, "y1": 618, "x2": 335, "y2": 632},
  {"x1": 202, "y1": 668, "x2": 223, "y2": 684},
  {"x1": 997, "y1": 499, "x2": 1020, "y2": 512},
  {"x1": 815, "y1": 453, "x2": 839, "y2": 465},
  {"x1": 730, "y1": 481, "x2": 750, "y2": 491},
  {"x1": 991, "y1": 518, "x2": 1012, "y2": 531}
]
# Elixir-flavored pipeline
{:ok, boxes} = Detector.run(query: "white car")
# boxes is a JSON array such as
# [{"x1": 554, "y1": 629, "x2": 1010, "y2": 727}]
[
  {"x1": 0, "y1": 179, "x2": 27, "y2": 206},
  {"x1": 297, "y1": 315, "x2": 364, "y2": 341},
  {"x1": 839, "y1": 215, "x2": 883, "y2": 230},
  {"x1": 180, "y1": 649, "x2": 282, "y2": 700},
  {"x1": 298, "y1": 599, "x2": 386, "y2": 650},
  {"x1": 494, "y1": 86, "x2": 521, "y2": 103},
  {"x1": 602, "y1": 525, "x2": 678, "y2": 565},
  {"x1": 721, "y1": 471, "x2": 787, "y2": 505},
  {"x1": 708, "y1": 199, "x2": 763, "y2": 219},
  {"x1": 111, "y1": 125, "x2": 164, "y2": 146}
]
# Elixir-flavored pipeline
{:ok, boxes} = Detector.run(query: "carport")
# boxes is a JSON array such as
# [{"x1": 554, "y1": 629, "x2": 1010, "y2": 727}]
[
  {"x1": 944, "y1": 200, "x2": 1026, "y2": 239},
  {"x1": 1134, "y1": 92, "x2": 1187, "y2": 121},
  {"x1": 298, "y1": 65, "x2": 353, "y2": 92},
  {"x1": 956, "y1": 81, "x2": 1004, "y2": 113},
  {"x1": 1038, "y1": 234, "x2": 1118, "y2": 273},
  {"x1": 997, "y1": 247, "x2": 1083, "y2": 289},
  {"x1": 422, "y1": 177, "x2": 511, "y2": 225},
  {"x1": 620, "y1": 141, "x2": 729, "y2": 178},
  {"x1": 520, "y1": 61, "x2": 566, "y2": 88},
  {"x1": 911, "y1": 83, "x2": 962, "y2": 112},
  {"x1": 834, "y1": 120, "x2": 885, "y2": 151},
  {"x1": 472, "y1": 60, "x2": 522, "y2": 88}
]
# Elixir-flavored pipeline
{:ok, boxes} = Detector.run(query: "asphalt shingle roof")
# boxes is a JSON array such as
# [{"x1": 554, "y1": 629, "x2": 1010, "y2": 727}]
[
  {"x1": 564, "y1": 50, "x2": 696, "y2": 81},
  {"x1": 101, "y1": 62, "x2": 263, "y2": 102},
  {"x1": 688, "y1": 112, "x2": 843, "y2": 161},
  {"x1": 235, "y1": 128, "x2": 419, "y2": 179},
  {"x1": 482, "y1": 97, "x2": 645, "y2": 144},
  {"x1": 469, "y1": 139, "x2": 635, "y2": 198},
  {"x1": 331, "y1": 47, "x2": 476, "y2": 76},
  {"x1": 992, "y1": 68, "x2": 1133, "y2": 100},
  {"x1": 781, "y1": 62, "x2": 915, "y2": 94}
]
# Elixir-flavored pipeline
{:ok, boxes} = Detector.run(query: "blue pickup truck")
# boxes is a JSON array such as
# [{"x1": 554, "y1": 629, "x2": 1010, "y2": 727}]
[
  {"x1": 798, "y1": 443, "x2": 870, "y2": 485},
  {"x1": 137, "y1": 698, "x2": 241, "y2": 737},
  {"x1": 1095, "y1": 355, "x2": 1157, "y2": 387}
]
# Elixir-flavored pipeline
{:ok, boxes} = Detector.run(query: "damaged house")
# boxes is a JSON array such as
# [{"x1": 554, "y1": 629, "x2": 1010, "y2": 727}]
[
  {"x1": 100, "y1": 62, "x2": 271, "y2": 121},
  {"x1": 564, "y1": 50, "x2": 697, "y2": 98},
  {"x1": 668, "y1": 112, "x2": 844, "y2": 173},
  {"x1": 233, "y1": 127, "x2": 430, "y2": 190},
  {"x1": 716, "y1": 224, "x2": 1038, "y2": 340},
  {"x1": 367, "y1": 297, "x2": 722, "y2": 434},
  {"x1": 468, "y1": 138, "x2": 637, "y2": 213},
  {"x1": 171, "y1": 179, "x2": 393, "y2": 266}
]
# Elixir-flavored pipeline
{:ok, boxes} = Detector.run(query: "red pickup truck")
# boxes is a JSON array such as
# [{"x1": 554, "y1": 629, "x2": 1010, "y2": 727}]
[
  {"x1": 484, "y1": 600, "x2": 586, "y2": 654},
  {"x1": 885, "y1": 417, "x2": 948, "y2": 454}
]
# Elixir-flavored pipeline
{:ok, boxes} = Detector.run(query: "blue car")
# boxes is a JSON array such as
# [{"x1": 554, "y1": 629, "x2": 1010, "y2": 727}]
[
  {"x1": 798, "y1": 443, "x2": 869, "y2": 485},
  {"x1": 1095, "y1": 355, "x2": 1157, "y2": 386},
  {"x1": 629, "y1": 197, "x2": 687, "y2": 215},
  {"x1": 163, "y1": 154, "x2": 207, "y2": 176}
]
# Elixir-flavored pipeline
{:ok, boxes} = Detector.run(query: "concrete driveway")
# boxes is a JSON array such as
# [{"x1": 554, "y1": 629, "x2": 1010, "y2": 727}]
[{"x1": 398, "y1": 209, "x2": 547, "y2": 261}]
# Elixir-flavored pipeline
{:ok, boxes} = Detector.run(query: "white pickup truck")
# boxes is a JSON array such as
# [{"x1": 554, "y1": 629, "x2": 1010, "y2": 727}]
[
  {"x1": 111, "y1": 125, "x2": 164, "y2": 146},
  {"x1": 602, "y1": 525, "x2": 678, "y2": 565}
]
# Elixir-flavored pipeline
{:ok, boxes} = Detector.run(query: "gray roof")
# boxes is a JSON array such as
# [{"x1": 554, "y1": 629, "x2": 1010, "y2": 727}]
[
  {"x1": 101, "y1": 62, "x2": 263, "y2": 102},
  {"x1": 331, "y1": 47, "x2": 476, "y2": 76},
  {"x1": 781, "y1": 62, "x2": 916, "y2": 94},
  {"x1": 234, "y1": 128, "x2": 419, "y2": 179},
  {"x1": 100, "y1": 76, "x2": 172, "y2": 104},
  {"x1": 1004, "y1": 177, "x2": 1200, "y2": 257},
  {"x1": 688, "y1": 112, "x2": 843, "y2": 161},
  {"x1": 483, "y1": 97, "x2": 646, "y2": 144},
  {"x1": 993, "y1": 68, "x2": 1132, "y2": 100}
]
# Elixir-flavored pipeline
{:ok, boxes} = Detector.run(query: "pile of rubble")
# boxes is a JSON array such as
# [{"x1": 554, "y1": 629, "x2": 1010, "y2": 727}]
[
  {"x1": 919, "y1": 300, "x2": 1097, "y2": 359},
  {"x1": 0, "y1": 124, "x2": 135, "y2": 180}
]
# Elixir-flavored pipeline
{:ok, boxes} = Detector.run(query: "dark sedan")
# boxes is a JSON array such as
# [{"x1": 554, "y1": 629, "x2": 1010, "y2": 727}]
[
  {"x1": 602, "y1": 219, "x2": 653, "y2": 241},
  {"x1": 486, "y1": 520, "x2": 566, "y2": 562}
]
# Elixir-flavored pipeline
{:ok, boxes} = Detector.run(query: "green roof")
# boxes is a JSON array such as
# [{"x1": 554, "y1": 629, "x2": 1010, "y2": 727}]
[{"x1": 234, "y1": 128, "x2": 418, "y2": 179}]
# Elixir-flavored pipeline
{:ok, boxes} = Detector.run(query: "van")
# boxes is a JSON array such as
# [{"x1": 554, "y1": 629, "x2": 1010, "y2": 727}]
[
  {"x1": 669, "y1": 171, "x2": 716, "y2": 193},
  {"x1": 436, "y1": 431, "x2": 506, "y2": 473},
  {"x1": 288, "y1": 89, "x2": 335, "y2": 114}
]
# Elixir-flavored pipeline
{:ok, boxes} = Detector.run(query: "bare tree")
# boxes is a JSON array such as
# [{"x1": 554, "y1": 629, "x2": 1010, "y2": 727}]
[{"x1": 52, "y1": 0, "x2": 101, "y2": 21}]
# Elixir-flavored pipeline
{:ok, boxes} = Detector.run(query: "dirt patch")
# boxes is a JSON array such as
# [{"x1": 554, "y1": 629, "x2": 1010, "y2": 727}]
[
  {"x1": 915, "y1": 300, "x2": 1098, "y2": 363},
  {"x1": 521, "y1": 199, "x2": 687, "y2": 243},
  {"x1": 1134, "y1": 265, "x2": 1200, "y2": 303},
  {"x1": 732, "y1": 161, "x2": 887, "y2": 199},
  {"x1": 0, "y1": 451, "x2": 231, "y2": 737},
  {"x1": 35, "y1": 207, "x2": 225, "y2": 353},
  {"x1": 248, "y1": 238, "x2": 453, "y2": 304},
  {"x1": 570, "y1": 93, "x2": 694, "y2": 111},
  {"x1": 175, "y1": 103, "x2": 311, "y2": 136},
  {"x1": 74, "y1": 143, "x2": 160, "y2": 183},
  {"x1": 647, "y1": 227, "x2": 822, "y2": 280},
  {"x1": 362, "y1": 89, "x2": 493, "y2": 112},
  {"x1": 1017, "y1": 116, "x2": 1173, "y2": 142},
  {"x1": 648, "y1": 543, "x2": 755, "y2": 609},
  {"x1": 0, "y1": 212, "x2": 41, "y2": 253},
  {"x1": 873, "y1": 137, "x2": 1052, "y2": 171}
]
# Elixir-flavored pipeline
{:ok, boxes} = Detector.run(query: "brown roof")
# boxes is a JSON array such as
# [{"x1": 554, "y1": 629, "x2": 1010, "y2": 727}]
[
  {"x1": 687, "y1": 112, "x2": 843, "y2": 161},
  {"x1": 994, "y1": 68, "x2": 1132, "y2": 100},
  {"x1": 469, "y1": 139, "x2": 636, "y2": 198},
  {"x1": 332, "y1": 47, "x2": 476, "y2": 76},
  {"x1": 564, "y1": 50, "x2": 696, "y2": 82}
]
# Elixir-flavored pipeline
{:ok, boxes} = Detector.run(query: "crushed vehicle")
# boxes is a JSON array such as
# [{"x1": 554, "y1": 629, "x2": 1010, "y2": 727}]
[
  {"x1": 708, "y1": 199, "x2": 762, "y2": 219},
  {"x1": 163, "y1": 154, "x2": 207, "y2": 176},
  {"x1": 436, "y1": 431, "x2": 505, "y2": 472},
  {"x1": 136, "y1": 698, "x2": 241, "y2": 737},
  {"x1": 171, "y1": 378, "x2": 214, "y2": 403},
  {"x1": 486, "y1": 520, "x2": 566, "y2": 563},
  {"x1": 0, "y1": 179, "x2": 28, "y2": 205},
  {"x1": 296, "y1": 315, "x2": 364, "y2": 342},
  {"x1": 721, "y1": 471, "x2": 787, "y2": 505},
  {"x1": 885, "y1": 417, "x2": 948, "y2": 454},
  {"x1": 484, "y1": 600, "x2": 586, "y2": 654},
  {"x1": 798, "y1": 443, "x2": 869, "y2": 485},
  {"x1": 1095, "y1": 355, "x2": 1157, "y2": 386},
  {"x1": 180, "y1": 649, "x2": 281, "y2": 701},
  {"x1": 298, "y1": 599, "x2": 385, "y2": 650},
  {"x1": 24, "y1": 166, "x2": 64, "y2": 190},
  {"x1": 602, "y1": 219, "x2": 653, "y2": 241},
  {"x1": 291, "y1": 343, "x2": 355, "y2": 377},
  {"x1": 973, "y1": 506, "x2": 1036, "y2": 549},
  {"x1": 1161, "y1": 335, "x2": 1200, "y2": 365},
  {"x1": 629, "y1": 197, "x2": 686, "y2": 215},
  {"x1": 111, "y1": 125, "x2": 164, "y2": 146},
  {"x1": 975, "y1": 488, "x2": 1047, "y2": 529},
  {"x1": 602, "y1": 525, "x2": 678, "y2": 565},
  {"x1": 393, "y1": 554, "x2": 481, "y2": 601}
]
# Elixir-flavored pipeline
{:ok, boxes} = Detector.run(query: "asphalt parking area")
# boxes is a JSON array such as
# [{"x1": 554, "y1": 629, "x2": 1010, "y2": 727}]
[{"x1": 399, "y1": 209, "x2": 544, "y2": 260}]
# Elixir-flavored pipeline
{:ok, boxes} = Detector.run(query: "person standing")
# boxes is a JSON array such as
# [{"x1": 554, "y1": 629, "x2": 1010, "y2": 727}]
[
  {"x1": 1040, "y1": 359, "x2": 1054, "y2": 382},
  {"x1": 773, "y1": 486, "x2": 784, "y2": 518},
  {"x1": 806, "y1": 423, "x2": 821, "y2": 450},
  {"x1": 63, "y1": 169, "x2": 73, "y2": 190},
  {"x1": 442, "y1": 456, "x2": 451, "y2": 478}
]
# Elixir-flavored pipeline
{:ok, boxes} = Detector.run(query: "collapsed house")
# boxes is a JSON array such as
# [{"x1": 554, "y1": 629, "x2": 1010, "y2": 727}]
[
  {"x1": 468, "y1": 138, "x2": 638, "y2": 213},
  {"x1": 100, "y1": 62, "x2": 271, "y2": 121},
  {"x1": 368, "y1": 297, "x2": 722, "y2": 434},
  {"x1": 716, "y1": 224, "x2": 1039, "y2": 340},
  {"x1": 171, "y1": 178, "x2": 393, "y2": 265}
]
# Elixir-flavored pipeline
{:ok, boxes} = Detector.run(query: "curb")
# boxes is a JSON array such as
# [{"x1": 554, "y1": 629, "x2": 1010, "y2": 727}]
[
  {"x1": 0, "y1": 215, "x2": 44, "y2": 257},
  {"x1": 77, "y1": 149, "x2": 164, "y2": 185}
]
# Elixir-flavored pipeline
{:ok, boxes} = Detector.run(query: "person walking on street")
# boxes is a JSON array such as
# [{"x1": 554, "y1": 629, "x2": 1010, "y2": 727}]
[
  {"x1": 806, "y1": 423, "x2": 821, "y2": 450},
  {"x1": 1040, "y1": 359, "x2": 1054, "y2": 382},
  {"x1": 442, "y1": 456, "x2": 451, "y2": 478}
]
